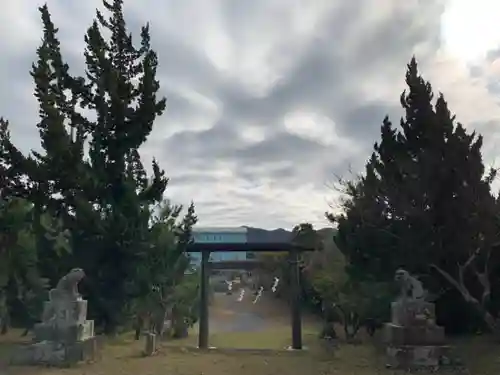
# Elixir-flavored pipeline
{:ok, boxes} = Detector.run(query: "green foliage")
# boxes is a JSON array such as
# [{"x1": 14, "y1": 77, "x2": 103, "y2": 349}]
[
  {"x1": 0, "y1": 197, "x2": 69, "y2": 332},
  {"x1": 0, "y1": 198, "x2": 36, "y2": 288},
  {"x1": 256, "y1": 223, "x2": 323, "y2": 298},
  {"x1": 305, "y1": 249, "x2": 346, "y2": 305},
  {"x1": 131, "y1": 200, "x2": 198, "y2": 334},
  {"x1": 329, "y1": 57, "x2": 500, "y2": 333},
  {"x1": 292, "y1": 223, "x2": 322, "y2": 250},
  {"x1": 0, "y1": 0, "x2": 198, "y2": 335},
  {"x1": 1, "y1": 1, "x2": 174, "y2": 333},
  {"x1": 302, "y1": 229, "x2": 392, "y2": 339},
  {"x1": 0, "y1": 198, "x2": 68, "y2": 289},
  {"x1": 333, "y1": 280, "x2": 393, "y2": 338},
  {"x1": 170, "y1": 272, "x2": 200, "y2": 328}
]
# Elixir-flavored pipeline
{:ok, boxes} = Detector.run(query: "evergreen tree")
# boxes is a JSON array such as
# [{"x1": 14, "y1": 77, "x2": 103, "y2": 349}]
[
  {"x1": 1, "y1": 1, "x2": 177, "y2": 333},
  {"x1": 330, "y1": 58, "x2": 500, "y2": 333},
  {"x1": 0, "y1": 197, "x2": 69, "y2": 334},
  {"x1": 0, "y1": 119, "x2": 31, "y2": 200},
  {"x1": 133, "y1": 200, "x2": 197, "y2": 338}
]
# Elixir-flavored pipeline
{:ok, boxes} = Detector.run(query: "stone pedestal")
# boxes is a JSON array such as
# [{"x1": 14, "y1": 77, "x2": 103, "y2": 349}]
[
  {"x1": 385, "y1": 300, "x2": 452, "y2": 369},
  {"x1": 383, "y1": 323, "x2": 445, "y2": 345},
  {"x1": 144, "y1": 333, "x2": 157, "y2": 356},
  {"x1": 386, "y1": 345, "x2": 452, "y2": 368},
  {"x1": 33, "y1": 320, "x2": 94, "y2": 343},
  {"x1": 10, "y1": 336, "x2": 101, "y2": 367},
  {"x1": 390, "y1": 301, "x2": 436, "y2": 326},
  {"x1": 11, "y1": 297, "x2": 99, "y2": 367},
  {"x1": 42, "y1": 299, "x2": 88, "y2": 327}
]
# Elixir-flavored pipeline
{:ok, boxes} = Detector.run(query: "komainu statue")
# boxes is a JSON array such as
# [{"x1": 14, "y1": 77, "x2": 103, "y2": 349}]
[
  {"x1": 394, "y1": 268, "x2": 426, "y2": 301},
  {"x1": 42, "y1": 268, "x2": 86, "y2": 323},
  {"x1": 53, "y1": 268, "x2": 85, "y2": 300}
]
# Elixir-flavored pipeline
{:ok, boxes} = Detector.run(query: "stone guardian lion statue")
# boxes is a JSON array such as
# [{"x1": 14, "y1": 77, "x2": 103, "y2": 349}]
[
  {"x1": 42, "y1": 268, "x2": 86, "y2": 323},
  {"x1": 394, "y1": 268, "x2": 427, "y2": 301}
]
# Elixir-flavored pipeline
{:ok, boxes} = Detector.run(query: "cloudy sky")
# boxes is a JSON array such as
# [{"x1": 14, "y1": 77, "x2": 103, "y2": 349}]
[{"x1": 1, "y1": 0, "x2": 500, "y2": 230}]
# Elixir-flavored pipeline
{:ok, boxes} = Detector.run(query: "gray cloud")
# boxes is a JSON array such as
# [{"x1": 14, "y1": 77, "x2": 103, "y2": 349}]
[{"x1": 2, "y1": 0, "x2": 500, "y2": 229}]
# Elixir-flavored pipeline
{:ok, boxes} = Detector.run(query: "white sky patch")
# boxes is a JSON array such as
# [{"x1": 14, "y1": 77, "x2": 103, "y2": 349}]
[
  {"x1": 357, "y1": 75, "x2": 406, "y2": 104},
  {"x1": 416, "y1": 51, "x2": 500, "y2": 128},
  {"x1": 193, "y1": 177, "x2": 331, "y2": 229},
  {"x1": 284, "y1": 110, "x2": 353, "y2": 148},
  {"x1": 203, "y1": 27, "x2": 233, "y2": 73},
  {"x1": 152, "y1": 86, "x2": 222, "y2": 140},
  {"x1": 179, "y1": 87, "x2": 222, "y2": 124},
  {"x1": 241, "y1": 160, "x2": 292, "y2": 174},
  {"x1": 441, "y1": 0, "x2": 500, "y2": 65},
  {"x1": 288, "y1": 0, "x2": 338, "y2": 35},
  {"x1": 233, "y1": 44, "x2": 287, "y2": 98},
  {"x1": 215, "y1": 1, "x2": 337, "y2": 98},
  {"x1": 239, "y1": 125, "x2": 267, "y2": 144},
  {"x1": 0, "y1": 2, "x2": 40, "y2": 52}
]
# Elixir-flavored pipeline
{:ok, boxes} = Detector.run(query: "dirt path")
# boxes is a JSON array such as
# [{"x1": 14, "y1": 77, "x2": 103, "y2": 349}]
[
  {"x1": 205, "y1": 289, "x2": 318, "y2": 333},
  {"x1": 208, "y1": 291, "x2": 272, "y2": 333}
]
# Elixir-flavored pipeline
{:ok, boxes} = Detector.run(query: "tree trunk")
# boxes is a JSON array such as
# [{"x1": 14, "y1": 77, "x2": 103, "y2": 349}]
[
  {"x1": 0, "y1": 315, "x2": 9, "y2": 335},
  {"x1": 134, "y1": 314, "x2": 144, "y2": 340},
  {"x1": 173, "y1": 319, "x2": 188, "y2": 339},
  {"x1": 171, "y1": 306, "x2": 189, "y2": 339},
  {"x1": 469, "y1": 300, "x2": 500, "y2": 336},
  {"x1": 320, "y1": 322, "x2": 337, "y2": 339},
  {"x1": 431, "y1": 263, "x2": 500, "y2": 338},
  {"x1": 154, "y1": 307, "x2": 169, "y2": 337},
  {"x1": 0, "y1": 292, "x2": 8, "y2": 335},
  {"x1": 343, "y1": 311, "x2": 361, "y2": 341},
  {"x1": 320, "y1": 304, "x2": 338, "y2": 339}
]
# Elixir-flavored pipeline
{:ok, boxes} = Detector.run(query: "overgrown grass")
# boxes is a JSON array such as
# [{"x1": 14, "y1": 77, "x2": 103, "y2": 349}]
[
  {"x1": 1, "y1": 295, "x2": 499, "y2": 374},
  {"x1": 166, "y1": 323, "x2": 321, "y2": 349},
  {"x1": 0, "y1": 330, "x2": 26, "y2": 366},
  {"x1": 2, "y1": 328, "x2": 500, "y2": 375}
]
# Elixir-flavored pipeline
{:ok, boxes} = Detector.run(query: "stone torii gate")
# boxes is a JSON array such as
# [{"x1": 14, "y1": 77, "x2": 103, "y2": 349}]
[{"x1": 186, "y1": 241, "x2": 314, "y2": 350}]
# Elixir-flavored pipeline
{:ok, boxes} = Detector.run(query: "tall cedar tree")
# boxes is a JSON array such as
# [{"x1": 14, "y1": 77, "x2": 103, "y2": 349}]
[
  {"x1": 331, "y1": 58, "x2": 500, "y2": 332},
  {"x1": 0, "y1": 120, "x2": 32, "y2": 200},
  {"x1": 2, "y1": 1, "x2": 171, "y2": 332}
]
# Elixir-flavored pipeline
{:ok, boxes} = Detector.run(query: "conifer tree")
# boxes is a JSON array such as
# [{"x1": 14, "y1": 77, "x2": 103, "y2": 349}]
[
  {"x1": 331, "y1": 58, "x2": 500, "y2": 332},
  {"x1": 1, "y1": 1, "x2": 177, "y2": 332}
]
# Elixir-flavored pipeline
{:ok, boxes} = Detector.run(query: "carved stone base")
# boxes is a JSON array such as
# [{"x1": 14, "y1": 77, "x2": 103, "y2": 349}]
[
  {"x1": 10, "y1": 336, "x2": 100, "y2": 367},
  {"x1": 391, "y1": 301, "x2": 436, "y2": 326},
  {"x1": 383, "y1": 323, "x2": 445, "y2": 345},
  {"x1": 386, "y1": 345, "x2": 452, "y2": 369},
  {"x1": 34, "y1": 320, "x2": 94, "y2": 343},
  {"x1": 43, "y1": 299, "x2": 88, "y2": 327}
]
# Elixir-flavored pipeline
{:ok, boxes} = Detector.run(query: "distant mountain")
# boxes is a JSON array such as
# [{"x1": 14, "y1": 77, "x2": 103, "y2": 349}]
[
  {"x1": 244, "y1": 226, "x2": 337, "y2": 244},
  {"x1": 244, "y1": 226, "x2": 293, "y2": 243}
]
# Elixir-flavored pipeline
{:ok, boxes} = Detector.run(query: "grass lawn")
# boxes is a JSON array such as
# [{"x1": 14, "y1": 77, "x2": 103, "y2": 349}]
[
  {"x1": 170, "y1": 322, "x2": 322, "y2": 349},
  {"x1": 0, "y1": 293, "x2": 498, "y2": 374},
  {"x1": 2, "y1": 327, "x2": 500, "y2": 375}
]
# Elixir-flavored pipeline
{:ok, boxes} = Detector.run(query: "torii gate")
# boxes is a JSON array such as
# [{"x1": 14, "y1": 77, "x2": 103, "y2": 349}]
[{"x1": 186, "y1": 241, "x2": 314, "y2": 350}]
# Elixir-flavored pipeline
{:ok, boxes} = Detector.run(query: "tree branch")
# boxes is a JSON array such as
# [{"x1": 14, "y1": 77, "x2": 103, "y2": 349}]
[
  {"x1": 430, "y1": 263, "x2": 475, "y2": 304},
  {"x1": 455, "y1": 247, "x2": 480, "y2": 289},
  {"x1": 475, "y1": 246, "x2": 492, "y2": 307}
]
